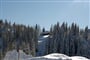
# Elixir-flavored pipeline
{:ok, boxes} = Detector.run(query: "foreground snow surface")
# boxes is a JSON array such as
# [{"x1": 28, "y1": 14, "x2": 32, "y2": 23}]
[
  {"x1": 4, "y1": 50, "x2": 32, "y2": 60},
  {"x1": 4, "y1": 50, "x2": 90, "y2": 60}
]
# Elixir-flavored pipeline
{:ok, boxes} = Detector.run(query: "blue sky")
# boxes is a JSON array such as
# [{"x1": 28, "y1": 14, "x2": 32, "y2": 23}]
[{"x1": 0, "y1": 0, "x2": 90, "y2": 30}]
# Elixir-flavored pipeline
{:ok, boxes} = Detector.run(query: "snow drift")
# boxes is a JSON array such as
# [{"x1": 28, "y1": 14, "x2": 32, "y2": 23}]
[{"x1": 4, "y1": 50, "x2": 90, "y2": 60}]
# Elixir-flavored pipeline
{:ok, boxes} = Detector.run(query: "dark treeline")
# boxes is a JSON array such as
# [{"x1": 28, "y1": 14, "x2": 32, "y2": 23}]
[
  {"x1": 0, "y1": 20, "x2": 41, "y2": 59},
  {"x1": 47, "y1": 22, "x2": 90, "y2": 58},
  {"x1": 0, "y1": 20, "x2": 90, "y2": 59}
]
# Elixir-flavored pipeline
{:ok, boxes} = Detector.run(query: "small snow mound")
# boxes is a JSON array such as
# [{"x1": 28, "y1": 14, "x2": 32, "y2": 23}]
[
  {"x1": 43, "y1": 53, "x2": 70, "y2": 59},
  {"x1": 70, "y1": 56, "x2": 89, "y2": 60},
  {"x1": 4, "y1": 50, "x2": 32, "y2": 60},
  {"x1": 4, "y1": 50, "x2": 18, "y2": 60}
]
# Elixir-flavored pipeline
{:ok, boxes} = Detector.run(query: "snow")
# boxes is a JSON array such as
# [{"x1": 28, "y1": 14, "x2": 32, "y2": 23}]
[
  {"x1": 4, "y1": 50, "x2": 18, "y2": 60},
  {"x1": 70, "y1": 56, "x2": 90, "y2": 60},
  {"x1": 38, "y1": 41, "x2": 42, "y2": 43},
  {"x1": 4, "y1": 50, "x2": 90, "y2": 60},
  {"x1": 4, "y1": 50, "x2": 32, "y2": 60},
  {"x1": 43, "y1": 53, "x2": 70, "y2": 60},
  {"x1": 43, "y1": 35, "x2": 49, "y2": 38}
]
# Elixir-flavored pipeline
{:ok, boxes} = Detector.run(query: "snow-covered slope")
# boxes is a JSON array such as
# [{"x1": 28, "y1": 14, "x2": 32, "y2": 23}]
[
  {"x1": 4, "y1": 50, "x2": 32, "y2": 60},
  {"x1": 4, "y1": 50, "x2": 90, "y2": 60}
]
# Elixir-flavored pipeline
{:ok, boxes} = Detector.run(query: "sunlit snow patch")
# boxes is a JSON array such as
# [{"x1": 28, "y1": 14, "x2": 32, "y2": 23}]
[
  {"x1": 43, "y1": 35, "x2": 49, "y2": 38},
  {"x1": 43, "y1": 53, "x2": 70, "y2": 60},
  {"x1": 70, "y1": 56, "x2": 89, "y2": 60}
]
